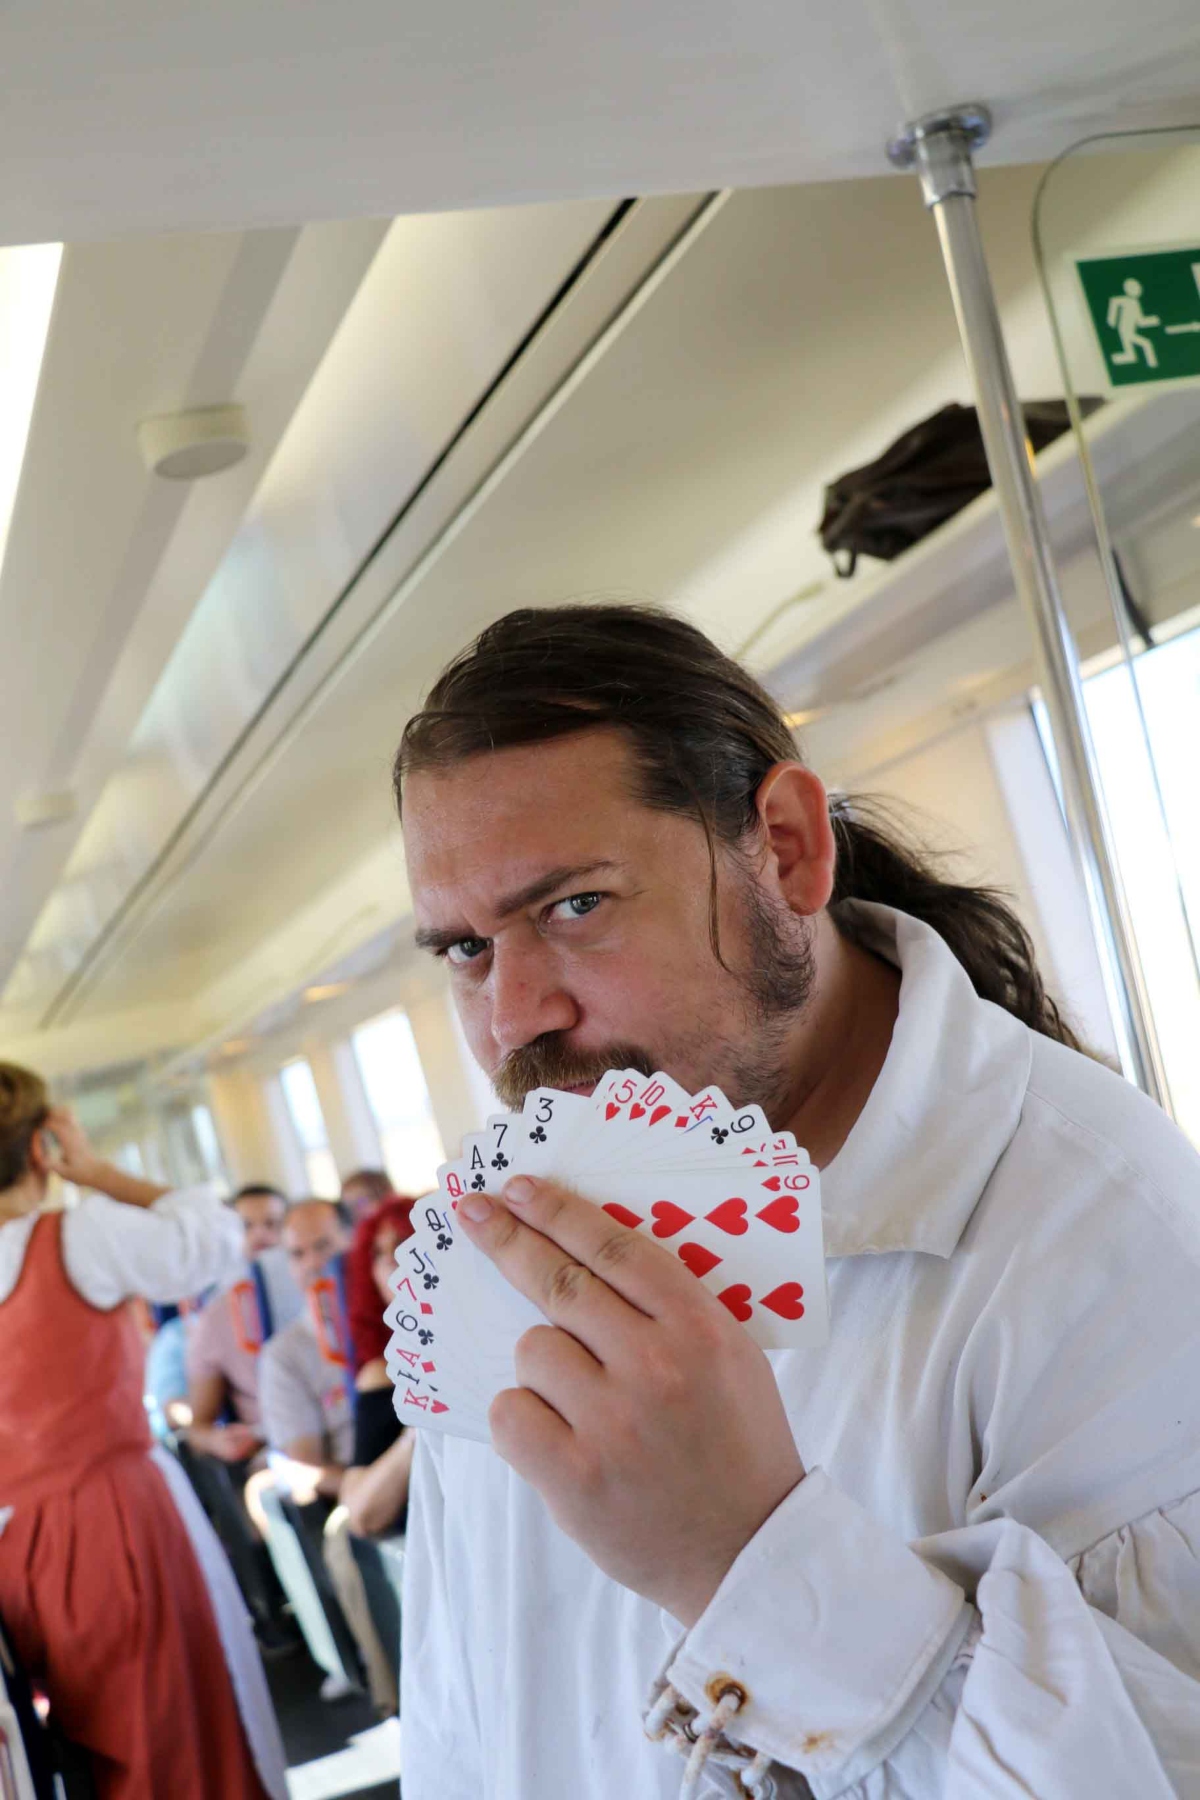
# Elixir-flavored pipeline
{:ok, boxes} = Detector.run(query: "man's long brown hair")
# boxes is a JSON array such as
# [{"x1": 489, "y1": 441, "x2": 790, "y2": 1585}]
[{"x1": 395, "y1": 604, "x2": 1082, "y2": 1050}]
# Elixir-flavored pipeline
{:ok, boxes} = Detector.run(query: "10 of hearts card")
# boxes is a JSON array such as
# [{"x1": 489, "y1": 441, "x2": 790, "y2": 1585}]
[{"x1": 384, "y1": 1068, "x2": 828, "y2": 1443}]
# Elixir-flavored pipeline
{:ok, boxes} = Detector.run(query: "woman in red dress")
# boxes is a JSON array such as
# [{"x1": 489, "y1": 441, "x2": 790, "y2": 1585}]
[{"x1": 0, "y1": 1061, "x2": 287, "y2": 1799}]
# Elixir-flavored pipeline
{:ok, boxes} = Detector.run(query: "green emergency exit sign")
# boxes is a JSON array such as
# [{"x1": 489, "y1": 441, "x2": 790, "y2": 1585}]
[{"x1": 1077, "y1": 246, "x2": 1200, "y2": 389}]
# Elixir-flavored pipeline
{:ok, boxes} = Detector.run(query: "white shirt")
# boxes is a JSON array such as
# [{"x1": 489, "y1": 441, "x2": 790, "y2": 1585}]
[
  {"x1": 259, "y1": 1310, "x2": 355, "y2": 1467},
  {"x1": 401, "y1": 904, "x2": 1200, "y2": 1800},
  {"x1": 0, "y1": 1184, "x2": 244, "y2": 1310}
]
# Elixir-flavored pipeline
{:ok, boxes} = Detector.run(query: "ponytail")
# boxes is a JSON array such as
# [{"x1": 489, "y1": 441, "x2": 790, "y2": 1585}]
[{"x1": 829, "y1": 797, "x2": 1082, "y2": 1051}]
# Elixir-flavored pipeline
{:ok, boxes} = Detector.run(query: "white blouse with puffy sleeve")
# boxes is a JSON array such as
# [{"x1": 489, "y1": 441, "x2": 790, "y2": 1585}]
[{"x1": 0, "y1": 1185, "x2": 244, "y2": 1310}]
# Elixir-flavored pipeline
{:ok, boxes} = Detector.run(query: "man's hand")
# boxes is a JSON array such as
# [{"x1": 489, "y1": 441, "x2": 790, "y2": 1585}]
[
  {"x1": 458, "y1": 1176, "x2": 805, "y2": 1627},
  {"x1": 206, "y1": 1421, "x2": 263, "y2": 1464}
]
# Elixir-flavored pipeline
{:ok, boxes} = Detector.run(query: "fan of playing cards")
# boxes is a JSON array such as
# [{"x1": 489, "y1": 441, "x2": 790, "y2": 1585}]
[{"x1": 384, "y1": 1068, "x2": 828, "y2": 1443}]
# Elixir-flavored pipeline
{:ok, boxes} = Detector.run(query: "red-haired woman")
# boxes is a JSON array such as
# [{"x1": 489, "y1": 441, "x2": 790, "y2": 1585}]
[{"x1": 341, "y1": 1195, "x2": 417, "y2": 1538}]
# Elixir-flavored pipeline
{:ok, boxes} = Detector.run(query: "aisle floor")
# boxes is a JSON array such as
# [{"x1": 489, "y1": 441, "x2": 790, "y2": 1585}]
[{"x1": 267, "y1": 1647, "x2": 401, "y2": 1800}]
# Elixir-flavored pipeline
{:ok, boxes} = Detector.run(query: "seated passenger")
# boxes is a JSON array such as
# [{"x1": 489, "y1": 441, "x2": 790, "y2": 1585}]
[
  {"x1": 187, "y1": 1184, "x2": 300, "y2": 1465},
  {"x1": 341, "y1": 1196, "x2": 417, "y2": 1540},
  {"x1": 143, "y1": 1304, "x2": 194, "y2": 1442},
  {"x1": 261, "y1": 1199, "x2": 397, "y2": 1711},
  {"x1": 0, "y1": 1063, "x2": 287, "y2": 1800},
  {"x1": 260, "y1": 1200, "x2": 355, "y2": 1496},
  {"x1": 182, "y1": 1187, "x2": 305, "y2": 1655},
  {"x1": 340, "y1": 1166, "x2": 393, "y2": 1224}
]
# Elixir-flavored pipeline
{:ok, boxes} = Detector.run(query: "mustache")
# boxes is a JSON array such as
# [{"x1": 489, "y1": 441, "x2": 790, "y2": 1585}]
[{"x1": 492, "y1": 1038, "x2": 655, "y2": 1110}]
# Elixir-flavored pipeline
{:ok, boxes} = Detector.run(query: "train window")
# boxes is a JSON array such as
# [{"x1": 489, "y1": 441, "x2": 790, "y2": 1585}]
[
  {"x1": 114, "y1": 1141, "x2": 146, "y2": 1177},
  {"x1": 1031, "y1": 616, "x2": 1200, "y2": 1141},
  {"x1": 1083, "y1": 624, "x2": 1200, "y2": 1138},
  {"x1": 1033, "y1": 125, "x2": 1200, "y2": 1136},
  {"x1": 351, "y1": 1008, "x2": 445, "y2": 1196},
  {"x1": 190, "y1": 1103, "x2": 228, "y2": 1186},
  {"x1": 278, "y1": 1057, "x2": 341, "y2": 1199}
]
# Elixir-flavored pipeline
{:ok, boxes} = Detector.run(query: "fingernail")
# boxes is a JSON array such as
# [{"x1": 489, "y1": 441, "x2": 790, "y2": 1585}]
[
  {"x1": 461, "y1": 1196, "x2": 493, "y2": 1223},
  {"x1": 503, "y1": 1177, "x2": 535, "y2": 1206}
]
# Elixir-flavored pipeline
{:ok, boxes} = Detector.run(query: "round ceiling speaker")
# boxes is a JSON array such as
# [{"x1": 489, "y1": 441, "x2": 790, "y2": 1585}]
[{"x1": 136, "y1": 404, "x2": 250, "y2": 480}]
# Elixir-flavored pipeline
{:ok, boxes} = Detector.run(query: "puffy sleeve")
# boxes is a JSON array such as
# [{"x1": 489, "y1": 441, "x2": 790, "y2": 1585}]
[
  {"x1": 61, "y1": 1185, "x2": 243, "y2": 1309},
  {"x1": 644, "y1": 1061, "x2": 1200, "y2": 1798},
  {"x1": 646, "y1": 1483, "x2": 1200, "y2": 1800}
]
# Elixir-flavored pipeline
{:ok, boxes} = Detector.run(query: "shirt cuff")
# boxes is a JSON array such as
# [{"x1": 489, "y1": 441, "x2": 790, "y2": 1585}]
[{"x1": 664, "y1": 1468, "x2": 971, "y2": 1793}]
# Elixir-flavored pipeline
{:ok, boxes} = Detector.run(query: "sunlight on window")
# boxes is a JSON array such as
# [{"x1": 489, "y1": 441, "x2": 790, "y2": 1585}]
[
  {"x1": 191, "y1": 1103, "x2": 227, "y2": 1183},
  {"x1": 352, "y1": 1010, "x2": 445, "y2": 1197},
  {"x1": 1077, "y1": 628, "x2": 1200, "y2": 1143},
  {"x1": 279, "y1": 1059, "x2": 341, "y2": 1199},
  {"x1": 115, "y1": 1141, "x2": 145, "y2": 1177}
]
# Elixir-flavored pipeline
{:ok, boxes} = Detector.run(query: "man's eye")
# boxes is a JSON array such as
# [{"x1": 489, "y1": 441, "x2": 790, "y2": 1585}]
[
  {"x1": 551, "y1": 892, "x2": 603, "y2": 921},
  {"x1": 445, "y1": 936, "x2": 490, "y2": 967}
]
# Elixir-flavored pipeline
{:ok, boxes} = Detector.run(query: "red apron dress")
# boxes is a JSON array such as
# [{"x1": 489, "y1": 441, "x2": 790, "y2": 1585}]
[{"x1": 0, "y1": 1213, "x2": 271, "y2": 1799}]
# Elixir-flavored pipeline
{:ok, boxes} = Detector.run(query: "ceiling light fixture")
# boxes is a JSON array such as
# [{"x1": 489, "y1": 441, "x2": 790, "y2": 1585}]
[
  {"x1": 303, "y1": 982, "x2": 352, "y2": 1004},
  {"x1": 14, "y1": 789, "x2": 77, "y2": 830},
  {"x1": 0, "y1": 243, "x2": 63, "y2": 581},
  {"x1": 783, "y1": 706, "x2": 834, "y2": 729},
  {"x1": 137, "y1": 404, "x2": 250, "y2": 480}
]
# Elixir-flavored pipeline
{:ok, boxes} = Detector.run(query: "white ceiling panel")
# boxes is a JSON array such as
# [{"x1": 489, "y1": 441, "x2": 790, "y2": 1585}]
[
  {"x1": 0, "y1": 216, "x2": 388, "y2": 996},
  {"x1": 1, "y1": 0, "x2": 1199, "y2": 245}
]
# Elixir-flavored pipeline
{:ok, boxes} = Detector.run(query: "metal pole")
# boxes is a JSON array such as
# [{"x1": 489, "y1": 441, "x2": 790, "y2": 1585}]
[{"x1": 888, "y1": 105, "x2": 1169, "y2": 1106}]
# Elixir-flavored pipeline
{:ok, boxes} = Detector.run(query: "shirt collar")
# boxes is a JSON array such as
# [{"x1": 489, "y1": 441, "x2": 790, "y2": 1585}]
[{"x1": 820, "y1": 902, "x2": 1032, "y2": 1260}]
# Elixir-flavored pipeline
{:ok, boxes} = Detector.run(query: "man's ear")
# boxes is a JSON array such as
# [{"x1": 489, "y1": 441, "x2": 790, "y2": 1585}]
[{"x1": 754, "y1": 763, "x2": 836, "y2": 918}]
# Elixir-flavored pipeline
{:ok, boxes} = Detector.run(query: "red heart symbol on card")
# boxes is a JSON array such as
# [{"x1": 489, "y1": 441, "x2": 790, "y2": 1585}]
[
  {"x1": 649, "y1": 1104, "x2": 672, "y2": 1126},
  {"x1": 431, "y1": 1400, "x2": 449, "y2": 1413},
  {"x1": 603, "y1": 1202, "x2": 644, "y2": 1230},
  {"x1": 677, "y1": 1241, "x2": 722, "y2": 1277},
  {"x1": 629, "y1": 1102, "x2": 646, "y2": 1120},
  {"x1": 757, "y1": 1195, "x2": 800, "y2": 1233},
  {"x1": 761, "y1": 1282, "x2": 805, "y2": 1319},
  {"x1": 717, "y1": 1283, "x2": 753, "y2": 1321},
  {"x1": 762, "y1": 1176, "x2": 782, "y2": 1191},
  {"x1": 605, "y1": 1102, "x2": 620, "y2": 1121},
  {"x1": 650, "y1": 1200, "x2": 695, "y2": 1238},
  {"x1": 705, "y1": 1198, "x2": 749, "y2": 1236}
]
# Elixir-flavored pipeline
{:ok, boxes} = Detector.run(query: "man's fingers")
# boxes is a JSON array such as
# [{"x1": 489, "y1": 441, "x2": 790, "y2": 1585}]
[
  {"x1": 513, "y1": 1323, "x2": 604, "y2": 1422},
  {"x1": 459, "y1": 1199, "x2": 642, "y2": 1359},
  {"x1": 473, "y1": 1176, "x2": 701, "y2": 1318},
  {"x1": 489, "y1": 1382, "x2": 576, "y2": 1483}
]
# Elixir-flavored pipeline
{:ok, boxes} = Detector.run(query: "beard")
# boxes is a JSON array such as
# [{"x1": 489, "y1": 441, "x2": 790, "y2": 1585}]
[{"x1": 491, "y1": 869, "x2": 815, "y2": 1120}]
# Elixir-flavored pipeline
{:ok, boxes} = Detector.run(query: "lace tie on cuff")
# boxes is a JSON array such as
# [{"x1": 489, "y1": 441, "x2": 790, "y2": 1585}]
[{"x1": 644, "y1": 1675, "x2": 776, "y2": 1797}]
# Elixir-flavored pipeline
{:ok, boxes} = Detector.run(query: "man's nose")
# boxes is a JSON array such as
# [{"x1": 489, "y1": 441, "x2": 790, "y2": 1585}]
[{"x1": 488, "y1": 938, "x2": 578, "y2": 1055}]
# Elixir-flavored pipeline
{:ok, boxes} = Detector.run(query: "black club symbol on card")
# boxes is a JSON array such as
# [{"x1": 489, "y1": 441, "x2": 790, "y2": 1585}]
[
  {"x1": 529, "y1": 1126, "x2": 547, "y2": 1144},
  {"x1": 418, "y1": 1328, "x2": 433, "y2": 1345},
  {"x1": 711, "y1": 1126, "x2": 729, "y2": 1144},
  {"x1": 422, "y1": 1271, "x2": 439, "y2": 1290},
  {"x1": 436, "y1": 1232, "x2": 451, "y2": 1250},
  {"x1": 491, "y1": 1153, "x2": 509, "y2": 1169},
  {"x1": 470, "y1": 1173, "x2": 486, "y2": 1190}
]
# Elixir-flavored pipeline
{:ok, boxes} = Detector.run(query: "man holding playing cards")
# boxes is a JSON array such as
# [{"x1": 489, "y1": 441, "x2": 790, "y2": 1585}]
[{"x1": 392, "y1": 605, "x2": 1200, "y2": 1798}]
